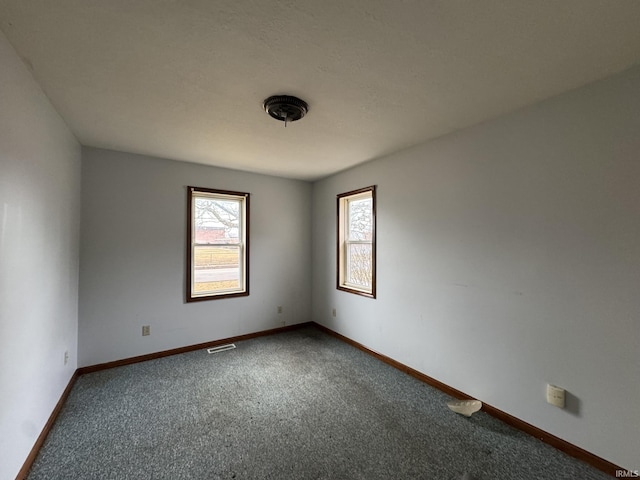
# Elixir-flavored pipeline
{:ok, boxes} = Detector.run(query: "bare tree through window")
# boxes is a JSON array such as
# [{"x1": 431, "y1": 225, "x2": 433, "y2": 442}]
[{"x1": 347, "y1": 197, "x2": 373, "y2": 288}]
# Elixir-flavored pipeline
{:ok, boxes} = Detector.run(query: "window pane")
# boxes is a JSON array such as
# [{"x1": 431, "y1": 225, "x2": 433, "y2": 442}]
[
  {"x1": 348, "y1": 197, "x2": 372, "y2": 241},
  {"x1": 188, "y1": 187, "x2": 249, "y2": 302},
  {"x1": 194, "y1": 197, "x2": 240, "y2": 244},
  {"x1": 193, "y1": 245, "x2": 240, "y2": 294},
  {"x1": 337, "y1": 185, "x2": 375, "y2": 298},
  {"x1": 347, "y1": 243, "x2": 372, "y2": 288}
]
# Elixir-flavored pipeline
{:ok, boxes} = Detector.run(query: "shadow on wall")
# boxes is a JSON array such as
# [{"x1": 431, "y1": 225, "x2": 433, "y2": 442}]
[{"x1": 565, "y1": 390, "x2": 581, "y2": 418}]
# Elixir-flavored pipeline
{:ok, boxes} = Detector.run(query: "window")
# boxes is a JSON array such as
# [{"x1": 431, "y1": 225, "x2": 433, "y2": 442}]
[
  {"x1": 187, "y1": 187, "x2": 249, "y2": 302},
  {"x1": 337, "y1": 186, "x2": 376, "y2": 298}
]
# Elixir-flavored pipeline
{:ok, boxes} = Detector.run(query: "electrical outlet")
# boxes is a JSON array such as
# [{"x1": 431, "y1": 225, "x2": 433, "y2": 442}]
[
  {"x1": 64, "y1": 350, "x2": 69, "y2": 365},
  {"x1": 546, "y1": 384, "x2": 565, "y2": 408},
  {"x1": 277, "y1": 306, "x2": 283, "y2": 314},
  {"x1": 142, "y1": 325, "x2": 150, "y2": 336},
  {"x1": 332, "y1": 308, "x2": 336, "y2": 317}
]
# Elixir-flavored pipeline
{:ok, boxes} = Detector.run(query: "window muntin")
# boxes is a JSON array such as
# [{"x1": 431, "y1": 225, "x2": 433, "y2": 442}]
[
  {"x1": 187, "y1": 187, "x2": 249, "y2": 302},
  {"x1": 337, "y1": 186, "x2": 376, "y2": 298}
]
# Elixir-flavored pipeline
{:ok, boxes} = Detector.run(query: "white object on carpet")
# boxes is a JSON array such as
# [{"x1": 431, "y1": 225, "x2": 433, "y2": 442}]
[{"x1": 447, "y1": 399, "x2": 482, "y2": 417}]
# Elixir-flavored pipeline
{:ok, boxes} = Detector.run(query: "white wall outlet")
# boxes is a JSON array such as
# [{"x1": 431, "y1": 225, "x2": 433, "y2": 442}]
[
  {"x1": 64, "y1": 350, "x2": 69, "y2": 365},
  {"x1": 277, "y1": 306, "x2": 283, "y2": 314},
  {"x1": 546, "y1": 384, "x2": 565, "y2": 408},
  {"x1": 332, "y1": 308, "x2": 336, "y2": 317},
  {"x1": 142, "y1": 325, "x2": 150, "y2": 336}
]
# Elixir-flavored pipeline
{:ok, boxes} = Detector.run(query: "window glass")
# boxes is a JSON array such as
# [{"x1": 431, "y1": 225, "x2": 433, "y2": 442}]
[
  {"x1": 187, "y1": 187, "x2": 249, "y2": 301},
  {"x1": 337, "y1": 186, "x2": 376, "y2": 298}
]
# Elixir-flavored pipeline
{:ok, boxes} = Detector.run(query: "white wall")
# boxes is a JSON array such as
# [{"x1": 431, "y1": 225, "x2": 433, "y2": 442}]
[
  {"x1": 0, "y1": 32, "x2": 81, "y2": 480},
  {"x1": 79, "y1": 148, "x2": 312, "y2": 367},
  {"x1": 312, "y1": 66, "x2": 640, "y2": 469}
]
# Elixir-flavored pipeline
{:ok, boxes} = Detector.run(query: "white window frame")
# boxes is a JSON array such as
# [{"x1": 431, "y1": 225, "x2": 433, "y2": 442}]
[
  {"x1": 337, "y1": 186, "x2": 376, "y2": 298},
  {"x1": 187, "y1": 186, "x2": 249, "y2": 302}
]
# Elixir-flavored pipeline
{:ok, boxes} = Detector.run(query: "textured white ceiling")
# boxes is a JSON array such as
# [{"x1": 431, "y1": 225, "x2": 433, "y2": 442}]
[{"x1": 1, "y1": 1, "x2": 640, "y2": 180}]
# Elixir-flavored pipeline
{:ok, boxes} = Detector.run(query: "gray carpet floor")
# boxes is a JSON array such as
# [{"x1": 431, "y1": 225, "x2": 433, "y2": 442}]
[{"x1": 28, "y1": 326, "x2": 611, "y2": 479}]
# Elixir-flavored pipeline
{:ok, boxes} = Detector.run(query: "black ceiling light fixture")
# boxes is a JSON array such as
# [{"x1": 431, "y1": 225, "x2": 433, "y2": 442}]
[{"x1": 263, "y1": 95, "x2": 308, "y2": 127}]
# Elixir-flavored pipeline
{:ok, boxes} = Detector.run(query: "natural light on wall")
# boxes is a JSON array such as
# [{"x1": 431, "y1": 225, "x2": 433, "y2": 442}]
[
  {"x1": 337, "y1": 186, "x2": 376, "y2": 298},
  {"x1": 187, "y1": 187, "x2": 249, "y2": 302}
]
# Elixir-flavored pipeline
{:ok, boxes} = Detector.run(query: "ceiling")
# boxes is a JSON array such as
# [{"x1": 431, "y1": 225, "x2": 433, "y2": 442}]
[{"x1": 1, "y1": 1, "x2": 640, "y2": 181}]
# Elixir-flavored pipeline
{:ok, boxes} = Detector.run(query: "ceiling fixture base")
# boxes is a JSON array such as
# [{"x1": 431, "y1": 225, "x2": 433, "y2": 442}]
[{"x1": 263, "y1": 95, "x2": 308, "y2": 126}]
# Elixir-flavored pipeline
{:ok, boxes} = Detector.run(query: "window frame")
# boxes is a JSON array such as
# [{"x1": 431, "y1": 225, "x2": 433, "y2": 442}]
[
  {"x1": 337, "y1": 185, "x2": 376, "y2": 298},
  {"x1": 186, "y1": 186, "x2": 250, "y2": 302}
]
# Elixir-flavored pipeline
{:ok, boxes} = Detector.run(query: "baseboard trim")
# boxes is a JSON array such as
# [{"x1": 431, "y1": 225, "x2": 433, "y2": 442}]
[
  {"x1": 77, "y1": 322, "x2": 311, "y2": 375},
  {"x1": 16, "y1": 370, "x2": 79, "y2": 480},
  {"x1": 312, "y1": 322, "x2": 621, "y2": 478}
]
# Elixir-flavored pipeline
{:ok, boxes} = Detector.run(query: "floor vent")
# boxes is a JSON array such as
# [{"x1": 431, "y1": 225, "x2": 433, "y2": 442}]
[{"x1": 207, "y1": 344, "x2": 236, "y2": 354}]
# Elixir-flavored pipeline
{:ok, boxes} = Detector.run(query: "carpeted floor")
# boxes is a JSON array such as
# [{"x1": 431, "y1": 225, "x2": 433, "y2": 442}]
[{"x1": 28, "y1": 326, "x2": 611, "y2": 479}]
